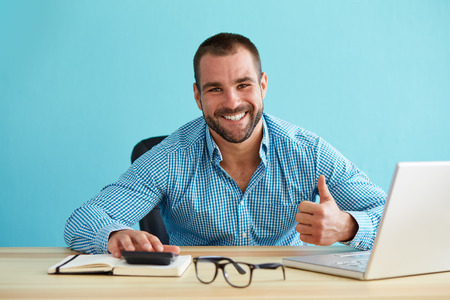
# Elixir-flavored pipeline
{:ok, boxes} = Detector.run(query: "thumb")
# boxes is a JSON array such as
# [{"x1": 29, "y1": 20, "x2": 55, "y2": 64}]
[{"x1": 318, "y1": 175, "x2": 333, "y2": 204}]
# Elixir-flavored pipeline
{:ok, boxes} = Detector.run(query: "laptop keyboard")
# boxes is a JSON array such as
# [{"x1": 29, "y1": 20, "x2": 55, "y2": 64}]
[{"x1": 333, "y1": 253, "x2": 371, "y2": 270}]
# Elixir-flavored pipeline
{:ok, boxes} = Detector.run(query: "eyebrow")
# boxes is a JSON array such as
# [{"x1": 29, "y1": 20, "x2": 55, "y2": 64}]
[
  {"x1": 201, "y1": 76, "x2": 257, "y2": 91},
  {"x1": 236, "y1": 76, "x2": 257, "y2": 84},
  {"x1": 202, "y1": 81, "x2": 221, "y2": 91}
]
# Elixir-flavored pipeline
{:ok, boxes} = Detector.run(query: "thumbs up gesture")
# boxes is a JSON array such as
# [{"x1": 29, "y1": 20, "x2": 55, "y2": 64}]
[{"x1": 295, "y1": 175, "x2": 359, "y2": 245}]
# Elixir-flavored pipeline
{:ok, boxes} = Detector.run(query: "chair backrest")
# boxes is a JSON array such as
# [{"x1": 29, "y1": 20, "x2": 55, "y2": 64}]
[{"x1": 131, "y1": 135, "x2": 169, "y2": 244}]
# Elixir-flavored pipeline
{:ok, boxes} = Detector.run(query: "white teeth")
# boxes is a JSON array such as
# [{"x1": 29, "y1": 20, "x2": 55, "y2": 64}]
[{"x1": 223, "y1": 112, "x2": 245, "y2": 121}]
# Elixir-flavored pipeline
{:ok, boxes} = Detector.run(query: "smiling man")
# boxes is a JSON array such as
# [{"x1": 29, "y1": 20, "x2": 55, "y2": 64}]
[
  {"x1": 193, "y1": 41, "x2": 267, "y2": 193},
  {"x1": 64, "y1": 33, "x2": 386, "y2": 258}
]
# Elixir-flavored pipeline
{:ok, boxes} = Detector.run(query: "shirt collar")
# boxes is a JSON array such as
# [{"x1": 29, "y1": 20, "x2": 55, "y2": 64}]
[
  {"x1": 205, "y1": 125, "x2": 222, "y2": 165},
  {"x1": 260, "y1": 115, "x2": 269, "y2": 165},
  {"x1": 205, "y1": 114, "x2": 269, "y2": 166}
]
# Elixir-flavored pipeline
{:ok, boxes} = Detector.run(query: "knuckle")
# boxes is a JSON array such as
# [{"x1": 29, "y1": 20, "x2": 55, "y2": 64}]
[
  {"x1": 107, "y1": 243, "x2": 116, "y2": 253},
  {"x1": 315, "y1": 207, "x2": 325, "y2": 217},
  {"x1": 149, "y1": 235, "x2": 162, "y2": 245},
  {"x1": 315, "y1": 221, "x2": 325, "y2": 231},
  {"x1": 134, "y1": 232, "x2": 146, "y2": 241},
  {"x1": 315, "y1": 233, "x2": 332, "y2": 246}
]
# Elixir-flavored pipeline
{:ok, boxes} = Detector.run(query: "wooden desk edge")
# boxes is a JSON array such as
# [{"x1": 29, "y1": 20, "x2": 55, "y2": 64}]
[{"x1": 0, "y1": 245, "x2": 357, "y2": 259}]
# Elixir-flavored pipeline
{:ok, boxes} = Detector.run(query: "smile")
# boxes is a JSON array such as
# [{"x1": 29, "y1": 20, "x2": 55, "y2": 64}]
[{"x1": 223, "y1": 112, "x2": 246, "y2": 121}]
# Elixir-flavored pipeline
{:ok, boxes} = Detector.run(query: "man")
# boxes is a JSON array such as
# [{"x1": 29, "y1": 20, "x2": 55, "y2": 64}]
[{"x1": 65, "y1": 33, "x2": 386, "y2": 258}]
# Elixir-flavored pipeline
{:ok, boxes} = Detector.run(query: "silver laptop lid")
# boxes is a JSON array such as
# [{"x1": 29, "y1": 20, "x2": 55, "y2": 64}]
[{"x1": 365, "y1": 161, "x2": 450, "y2": 279}]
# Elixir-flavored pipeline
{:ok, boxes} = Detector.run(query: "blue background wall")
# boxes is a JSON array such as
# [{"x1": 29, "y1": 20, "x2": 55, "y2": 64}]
[{"x1": 1, "y1": 0, "x2": 449, "y2": 247}]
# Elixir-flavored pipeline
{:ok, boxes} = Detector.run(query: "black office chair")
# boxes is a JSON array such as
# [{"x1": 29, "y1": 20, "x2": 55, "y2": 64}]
[{"x1": 131, "y1": 135, "x2": 169, "y2": 244}]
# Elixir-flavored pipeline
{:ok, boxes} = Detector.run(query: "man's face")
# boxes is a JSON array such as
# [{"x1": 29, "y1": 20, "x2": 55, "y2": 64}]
[{"x1": 193, "y1": 47, "x2": 268, "y2": 144}]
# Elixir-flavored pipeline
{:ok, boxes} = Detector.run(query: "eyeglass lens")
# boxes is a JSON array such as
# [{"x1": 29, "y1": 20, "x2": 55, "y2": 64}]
[
  {"x1": 195, "y1": 260, "x2": 217, "y2": 283},
  {"x1": 223, "y1": 262, "x2": 252, "y2": 287},
  {"x1": 196, "y1": 260, "x2": 252, "y2": 287}
]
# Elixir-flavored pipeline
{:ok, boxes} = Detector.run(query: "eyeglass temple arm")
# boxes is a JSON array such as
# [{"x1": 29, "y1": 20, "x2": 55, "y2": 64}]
[{"x1": 254, "y1": 263, "x2": 286, "y2": 279}]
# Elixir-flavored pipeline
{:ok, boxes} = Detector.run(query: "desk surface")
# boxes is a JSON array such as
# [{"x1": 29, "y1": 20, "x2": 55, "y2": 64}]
[{"x1": 1, "y1": 246, "x2": 449, "y2": 299}]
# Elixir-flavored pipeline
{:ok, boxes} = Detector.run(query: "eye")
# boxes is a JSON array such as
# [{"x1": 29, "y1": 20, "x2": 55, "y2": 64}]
[
  {"x1": 238, "y1": 84, "x2": 250, "y2": 89},
  {"x1": 208, "y1": 87, "x2": 222, "y2": 93}
]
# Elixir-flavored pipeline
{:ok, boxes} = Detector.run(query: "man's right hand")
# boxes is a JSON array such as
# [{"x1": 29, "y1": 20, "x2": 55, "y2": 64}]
[{"x1": 107, "y1": 229, "x2": 180, "y2": 258}]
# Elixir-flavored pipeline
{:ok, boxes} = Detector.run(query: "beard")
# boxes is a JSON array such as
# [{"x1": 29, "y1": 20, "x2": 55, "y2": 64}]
[{"x1": 203, "y1": 102, "x2": 263, "y2": 143}]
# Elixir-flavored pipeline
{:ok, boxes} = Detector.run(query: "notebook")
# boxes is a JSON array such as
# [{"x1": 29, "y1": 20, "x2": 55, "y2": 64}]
[
  {"x1": 283, "y1": 161, "x2": 450, "y2": 280},
  {"x1": 48, "y1": 253, "x2": 191, "y2": 277}
]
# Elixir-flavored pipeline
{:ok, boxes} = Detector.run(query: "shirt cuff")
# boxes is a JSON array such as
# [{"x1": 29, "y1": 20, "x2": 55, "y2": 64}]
[
  {"x1": 94, "y1": 223, "x2": 133, "y2": 254},
  {"x1": 340, "y1": 211, "x2": 375, "y2": 251}
]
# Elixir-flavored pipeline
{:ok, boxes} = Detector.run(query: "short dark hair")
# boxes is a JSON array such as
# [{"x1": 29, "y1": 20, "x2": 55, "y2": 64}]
[{"x1": 193, "y1": 33, "x2": 262, "y2": 90}]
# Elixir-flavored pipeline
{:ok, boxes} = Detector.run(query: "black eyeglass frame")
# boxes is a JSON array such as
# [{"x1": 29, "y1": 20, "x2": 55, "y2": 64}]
[{"x1": 193, "y1": 256, "x2": 286, "y2": 288}]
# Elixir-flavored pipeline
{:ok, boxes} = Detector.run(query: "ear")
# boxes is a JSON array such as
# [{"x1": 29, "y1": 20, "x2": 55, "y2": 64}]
[
  {"x1": 260, "y1": 72, "x2": 268, "y2": 99},
  {"x1": 193, "y1": 83, "x2": 202, "y2": 110}
]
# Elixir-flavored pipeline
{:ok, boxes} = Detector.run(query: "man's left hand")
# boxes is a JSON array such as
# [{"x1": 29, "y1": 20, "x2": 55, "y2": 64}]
[{"x1": 295, "y1": 175, "x2": 359, "y2": 245}]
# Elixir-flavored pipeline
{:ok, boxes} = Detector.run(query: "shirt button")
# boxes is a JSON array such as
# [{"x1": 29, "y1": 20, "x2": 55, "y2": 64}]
[{"x1": 242, "y1": 232, "x2": 247, "y2": 238}]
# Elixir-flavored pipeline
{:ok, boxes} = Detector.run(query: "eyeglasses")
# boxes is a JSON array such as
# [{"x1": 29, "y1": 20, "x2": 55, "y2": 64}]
[{"x1": 193, "y1": 256, "x2": 286, "y2": 288}]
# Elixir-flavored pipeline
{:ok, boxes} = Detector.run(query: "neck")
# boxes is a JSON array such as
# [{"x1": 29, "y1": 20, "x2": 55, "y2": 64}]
[{"x1": 210, "y1": 120, "x2": 263, "y2": 166}]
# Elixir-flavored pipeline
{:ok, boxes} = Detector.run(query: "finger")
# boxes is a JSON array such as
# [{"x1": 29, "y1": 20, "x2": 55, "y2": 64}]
[
  {"x1": 107, "y1": 238, "x2": 121, "y2": 258},
  {"x1": 295, "y1": 212, "x2": 301, "y2": 223},
  {"x1": 119, "y1": 234, "x2": 136, "y2": 252},
  {"x1": 132, "y1": 232, "x2": 154, "y2": 252},
  {"x1": 146, "y1": 234, "x2": 164, "y2": 252},
  {"x1": 296, "y1": 223, "x2": 314, "y2": 235},
  {"x1": 299, "y1": 232, "x2": 326, "y2": 245},
  {"x1": 162, "y1": 245, "x2": 181, "y2": 254},
  {"x1": 318, "y1": 175, "x2": 333, "y2": 203},
  {"x1": 298, "y1": 201, "x2": 319, "y2": 214},
  {"x1": 299, "y1": 233, "x2": 314, "y2": 244},
  {"x1": 295, "y1": 212, "x2": 316, "y2": 224}
]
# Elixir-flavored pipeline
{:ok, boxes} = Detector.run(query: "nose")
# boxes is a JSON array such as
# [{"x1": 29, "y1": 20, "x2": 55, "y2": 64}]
[{"x1": 224, "y1": 88, "x2": 241, "y2": 110}]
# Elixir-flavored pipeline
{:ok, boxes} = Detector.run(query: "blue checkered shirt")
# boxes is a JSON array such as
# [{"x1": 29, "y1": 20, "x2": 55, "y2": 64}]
[{"x1": 64, "y1": 114, "x2": 386, "y2": 253}]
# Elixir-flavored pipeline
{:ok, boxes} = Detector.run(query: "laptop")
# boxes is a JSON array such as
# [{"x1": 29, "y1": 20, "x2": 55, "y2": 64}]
[{"x1": 283, "y1": 161, "x2": 450, "y2": 280}]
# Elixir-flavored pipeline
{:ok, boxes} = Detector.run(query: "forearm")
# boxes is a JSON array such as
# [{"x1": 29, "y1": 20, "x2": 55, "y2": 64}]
[
  {"x1": 335, "y1": 180, "x2": 386, "y2": 250},
  {"x1": 337, "y1": 212, "x2": 359, "y2": 243},
  {"x1": 314, "y1": 139, "x2": 387, "y2": 250},
  {"x1": 64, "y1": 164, "x2": 165, "y2": 253},
  {"x1": 64, "y1": 205, "x2": 133, "y2": 254},
  {"x1": 341, "y1": 205, "x2": 384, "y2": 250}
]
